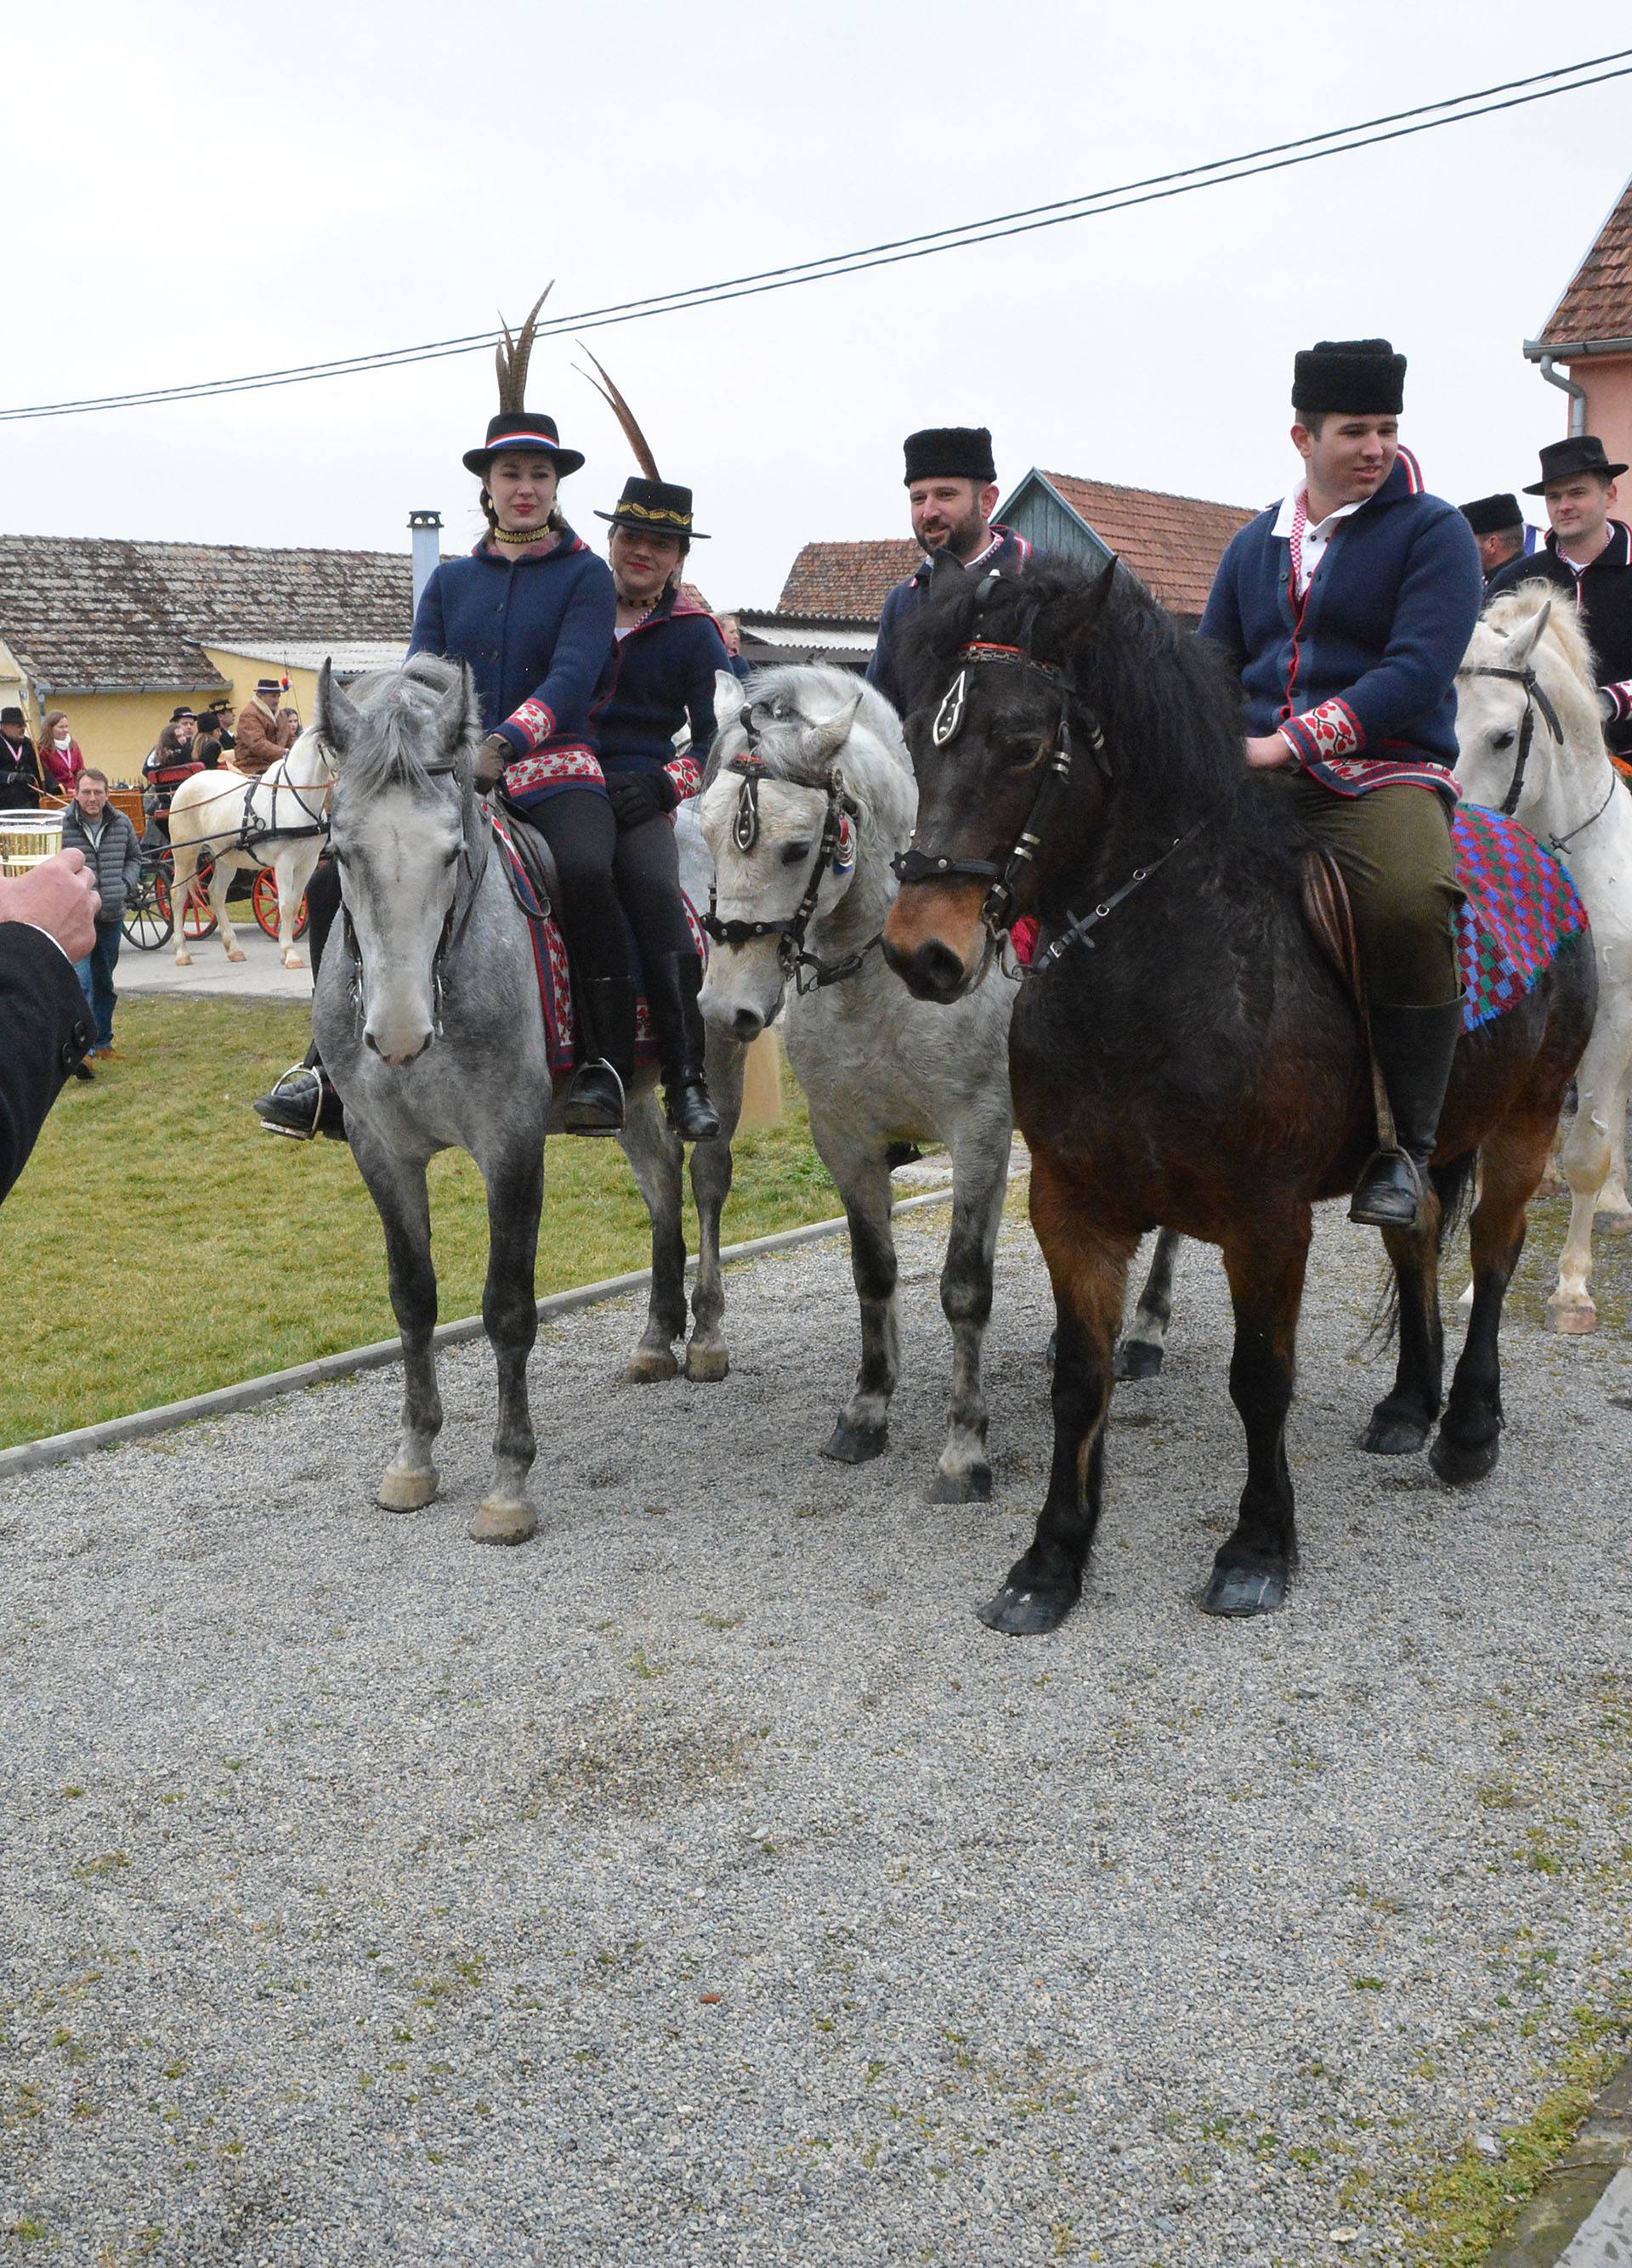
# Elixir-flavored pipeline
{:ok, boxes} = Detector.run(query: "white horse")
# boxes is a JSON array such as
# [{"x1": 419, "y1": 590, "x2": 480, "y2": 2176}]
[
  {"x1": 166, "y1": 735, "x2": 334, "y2": 969},
  {"x1": 1454, "y1": 581, "x2": 1632, "y2": 1332},
  {"x1": 698, "y1": 665, "x2": 1016, "y2": 1502}
]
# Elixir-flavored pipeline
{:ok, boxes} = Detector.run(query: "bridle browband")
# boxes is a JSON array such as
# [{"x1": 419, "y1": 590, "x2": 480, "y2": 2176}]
[{"x1": 701, "y1": 738, "x2": 869, "y2": 993}]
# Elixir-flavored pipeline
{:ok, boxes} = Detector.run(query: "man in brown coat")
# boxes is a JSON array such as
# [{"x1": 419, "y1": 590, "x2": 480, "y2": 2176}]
[{"x1": 232, "y1": 677, "x2": 299, "y2": 776}]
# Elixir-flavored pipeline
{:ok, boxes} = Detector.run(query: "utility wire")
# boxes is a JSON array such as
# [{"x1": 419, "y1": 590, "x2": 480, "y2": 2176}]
[{"x1": 7, "y1": 48, "x2": 1629, "y2": 423}]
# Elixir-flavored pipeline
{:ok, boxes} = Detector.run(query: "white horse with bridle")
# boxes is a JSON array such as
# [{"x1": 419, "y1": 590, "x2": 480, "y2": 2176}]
[
  {"x1": 166, "y1": 734, "x2": 334, "y2": 969},
  {"x1": 698, "y1": 665, "x2": 1016, "y2": 1502},
  {"x1": 1454, "y1": 580, "x2": 1632, "y2": 1332}
]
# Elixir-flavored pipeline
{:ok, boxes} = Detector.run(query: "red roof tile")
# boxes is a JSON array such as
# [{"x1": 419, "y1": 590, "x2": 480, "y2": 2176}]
[
  {"x1": 777, "y1": 540, "x2": 921, "y2": 619},
  {"x1": 1033, "y1": 472, "x2": 1256, "y2": 617},
  {"x1": 1539, "y1": 169, "x2": 1632, "y2": 349}
]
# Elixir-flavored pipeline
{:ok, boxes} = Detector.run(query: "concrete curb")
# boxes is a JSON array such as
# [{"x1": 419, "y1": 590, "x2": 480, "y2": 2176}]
[
  {"x1": 1482, "y1": 2054, "x2": 1632, "y2": 2265},
  {"x1": 0, "y1": 1182, "x2": 976, "y2": 1481}
]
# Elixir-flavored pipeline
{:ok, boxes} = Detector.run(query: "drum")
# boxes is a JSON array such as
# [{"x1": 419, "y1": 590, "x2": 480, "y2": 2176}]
[{"x1": 0, "y1": 811, "x2": 65, "y2": 878}]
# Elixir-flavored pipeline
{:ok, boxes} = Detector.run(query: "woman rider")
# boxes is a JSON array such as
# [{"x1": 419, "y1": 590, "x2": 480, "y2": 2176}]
[
  {"x1": 588, "y1": 472, "x2": 728, "y2": 1141},
  {"x1": 255, "y1": 295, "x2": 637, "y2": 1139}
]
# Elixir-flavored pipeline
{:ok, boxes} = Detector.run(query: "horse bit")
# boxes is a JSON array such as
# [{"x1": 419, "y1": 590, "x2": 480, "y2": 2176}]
[
  {"x1": 701, "y1": 702, "x2": 866, "y2": 993},
  {"x1": 894, "y1": 581, "x2": 1198, "y2": 972},
  {"x1": 1461, "y1": 657, "x2": 1616, "y2": 852}
]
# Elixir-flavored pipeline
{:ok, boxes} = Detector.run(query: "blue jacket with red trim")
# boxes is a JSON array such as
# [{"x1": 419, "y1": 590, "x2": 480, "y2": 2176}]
[
  {"x1": 590, "y1": 589, "x2": 731, "y2": 792},
  {"x1": 867, "y1": 525, "x2": 1034, "y2": 718},
  {"x1": 409, "y1": 527, "x2": 617, "y2": 763},
  {"x1": 1199, "y1": 454, "x2": 1482, "y2": 782}
]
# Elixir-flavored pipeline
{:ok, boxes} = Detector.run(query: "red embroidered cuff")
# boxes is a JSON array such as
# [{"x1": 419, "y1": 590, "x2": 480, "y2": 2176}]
[
  {"x1": 665, "y1": 754, "x2": 703, "y2": 804},
  {"x1": 501, "y1": 697, "x2": 557, "y2": 755},
  {"x1": 502, "y1": 748, "x2": 605, "y2": 800},
  {"x1": 1281, "y1": 696, "x2": 1363, "y2": 767},
  {"x1": 1606, "y1": 681, "x2": 1632, "y2": 725}
]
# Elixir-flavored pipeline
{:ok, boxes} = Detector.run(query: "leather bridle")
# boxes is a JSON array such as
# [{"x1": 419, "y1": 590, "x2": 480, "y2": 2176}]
[
  {"x1": 342, "y1": 756, "x2": 486, "y2": 1039},
  {"x1": 1460, "y1": 659, "x2": 1564, "y2": 818},
  {"x1": 701, "y1": 748, "x2": 865, "y2": 993}
]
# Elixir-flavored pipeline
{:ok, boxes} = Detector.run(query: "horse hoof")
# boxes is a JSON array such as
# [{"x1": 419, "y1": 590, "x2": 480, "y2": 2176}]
[
  {"x1": 683, "y1": 1343, "x2": 729, "y2": 1383},
  {"x1": 174, "y1": 953, "x2": 192, "y2": 967},
  {"x1": 977, "y1": 1577, "x2": 1078, "y2": 1637},
  {"x1": 930, "y1": 1462, "x2": 993, "y2": 1505},
  {"x1": 1549, "y1": 1299, "x2": 1598, "y2": 1335},
  {"x1": 226, "y1": 948, "x2": 246, "y2": 964},
  {"x1": 1199, "y1": 1561, "x2": 1288, "y2": 1617},
  {"x1": 1598, "y1": 1210, "x2": 1632, "y2": 1238},
  {"x1": 1359, "y1": 1412, "x2": 1431, "y2": 1456},
  {"x1": 1114, "y1": 1338, "x2": 1165, "y2": 1382},
  {"x1": 822, "y1": 1417, "x2": 887, "y2": 1464},
  {"x1": 1430, "y1": 1429, "x2": 1500, "y2": 1486},
  {"x1": 377, "y1": 1463, "x2": 439, "y2": 1513},
  {"x1": 283, "y1": 952, "x2": 307, "y2": 970},
  {"x1": 469, "y1": 1497, "x2": 536, "y2": 1546},
  {"x1": 623, "y1": 1346, "x2": 679, "y2": 1384}
]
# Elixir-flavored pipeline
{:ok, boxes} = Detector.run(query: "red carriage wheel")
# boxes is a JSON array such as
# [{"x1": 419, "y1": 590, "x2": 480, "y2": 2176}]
[
  {"x1": 252, "y1": 866, "x2": 309, "y2": 941},
  {"x1": 154, "y1": 851, "x2": 218, "y2": 942}
]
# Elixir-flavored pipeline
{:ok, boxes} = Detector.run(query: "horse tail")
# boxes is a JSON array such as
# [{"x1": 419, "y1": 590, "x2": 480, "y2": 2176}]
[{"x1": 1363, "y1": 1146, "x2": 1481, "y2": 1351}]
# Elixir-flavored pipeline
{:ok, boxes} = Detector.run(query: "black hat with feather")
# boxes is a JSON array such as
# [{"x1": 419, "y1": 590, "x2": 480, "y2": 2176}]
[
  {"x1": 462, "y1": 286, "x2": 586, "y2": 478},
  {"x1": 580, "y1": 346, "x2": 709, "y2": 540}
]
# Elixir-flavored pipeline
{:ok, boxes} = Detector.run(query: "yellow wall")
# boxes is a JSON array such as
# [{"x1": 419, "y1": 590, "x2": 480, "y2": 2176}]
[
  {"x1": 200, "y1": 649, "x2": 325, "y2": 738},
  {"x1": 3, "y1": 682, "x2": 224, "y2": 786}
]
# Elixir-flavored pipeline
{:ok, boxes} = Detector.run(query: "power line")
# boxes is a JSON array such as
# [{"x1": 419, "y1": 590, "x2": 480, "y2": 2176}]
[{"x1": 7, "y1": 48, "x2": 1629, "y2": 424}]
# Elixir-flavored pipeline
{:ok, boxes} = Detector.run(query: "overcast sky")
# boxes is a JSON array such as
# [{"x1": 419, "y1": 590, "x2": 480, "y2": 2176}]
[{"x1": 8, "y1": 1, "x2": 1630, "y2": 616}]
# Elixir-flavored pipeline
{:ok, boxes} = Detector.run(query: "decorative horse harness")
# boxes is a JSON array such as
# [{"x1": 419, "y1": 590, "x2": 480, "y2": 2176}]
[
  {"x1": 701, "y1": 704, "x2": 866, "y2": 993},
  {"x1": 895, "y1": 575, "x2": 1198, "y2": 972},
  {"x1": 1459, "y1": 654, "x2": 1617, "y2": 852}
]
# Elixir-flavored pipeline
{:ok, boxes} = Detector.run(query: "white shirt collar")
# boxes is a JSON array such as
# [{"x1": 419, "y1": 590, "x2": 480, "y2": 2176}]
[{"x1": 1271, "y1": 484, "x2": 1365, "y2": 540}]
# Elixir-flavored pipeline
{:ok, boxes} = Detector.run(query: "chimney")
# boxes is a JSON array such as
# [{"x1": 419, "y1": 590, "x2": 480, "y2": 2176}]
[{"x1": 409, "y1": 510, "x2": 443, "y2": 614}]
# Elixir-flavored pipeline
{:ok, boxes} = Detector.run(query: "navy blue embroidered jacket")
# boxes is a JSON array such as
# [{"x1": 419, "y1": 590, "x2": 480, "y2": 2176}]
[
  {"x1": 590, "y1": 588, "x2": 731, "y2": 804},
  {"x1": 1198, "y1": 454, "x2": 1482, "y2": 795},
  {"x1": 867, "y1": 525, "x2": 1034, "y2": 718},
  {"x1": 409, "y1": 529, "x2": 617, "y2": 788}
]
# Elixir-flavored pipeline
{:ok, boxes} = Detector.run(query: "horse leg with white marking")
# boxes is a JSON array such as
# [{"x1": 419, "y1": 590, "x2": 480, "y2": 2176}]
[
  {"x1": 352, "y1": 1133, "x2": 445, "y2": 1514},
  {"x1": 468, "y1": 1145, "x2": 541, "y2": 1543},
  {"x1": 275, "y1": 840, "x2": 324, "y2": 970},
  {"x1": 1550, "y1": 1003, "x2": 1632, "y2": 1329},
  {"x1": 931, "y1": 1114, "x2": 1010, "y2": 1502},
  {"x1": 1118, "y1": 1227, "x2": 1185, "y2": 1379},
  {"x1": 617, "y1": 1096, "x2": 688, "y2": 1383},
  {"x1": 683, "y1": 1031, "x2": 744, "y2": 1383}
]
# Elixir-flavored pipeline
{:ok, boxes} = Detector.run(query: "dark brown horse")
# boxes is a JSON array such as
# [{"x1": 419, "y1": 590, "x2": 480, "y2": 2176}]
[{"x1": 881, "y1": 557, "x2": 1595, "y2": 1634}]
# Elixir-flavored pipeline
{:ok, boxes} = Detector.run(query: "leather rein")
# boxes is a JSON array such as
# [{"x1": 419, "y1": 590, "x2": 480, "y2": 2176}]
[
  {"x1": 701, "y1": 706, "x2": 868, "y2": 993},
  {"x1": 896, "y1": 611, "x2": 1198, "y2": 970}
]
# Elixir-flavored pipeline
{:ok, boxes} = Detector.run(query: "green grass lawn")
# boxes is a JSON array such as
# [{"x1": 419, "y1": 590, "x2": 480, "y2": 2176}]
[{"x1": 5, "y1": 997, "x2": 841, "y2": 1449}]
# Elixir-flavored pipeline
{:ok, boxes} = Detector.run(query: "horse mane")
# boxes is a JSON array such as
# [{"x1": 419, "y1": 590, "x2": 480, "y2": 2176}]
[
  {"x1": 900, "y1": 557, "x2": 1303, "y2": 864},
  {"x1": 1472, "y1": 580, "x2": 1605, "y2": 753},
  {"x1": 328, "y1": 653, "x2": 479, "y2": 798}
]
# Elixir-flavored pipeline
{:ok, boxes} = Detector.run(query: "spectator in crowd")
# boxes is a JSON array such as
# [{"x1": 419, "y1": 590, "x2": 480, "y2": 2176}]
[
  {"x1": 1, "y1": 707, "x2": 43, "y2": 809},
  {"x1": 193, "y1": 722, "x2": 224, "y2": 769},
  {"x1": 1459, "y1": 493, "x2": 1535, "y2": 585},
  {"x1": 0, "y1": 847, "x2": 99, "y2": 1198},
  {"x1": 37, "y1": 711, "x2": 86, "y2": 797},
  {"x1": 232, "y1": 677, "x2": 298, "y2": 776},
  {"x1": 60, "y1": 770, "x2": 141, "y2": 1061},
  {"x1": 1489, "y1": 435, "x2": 1632, "y2": 759},
  {"x1": 141, "y1": 721, "x2": 205, "y2": 846},
  {"x1": 211, "y1": 704, "x2": 237, "y2": 754}
]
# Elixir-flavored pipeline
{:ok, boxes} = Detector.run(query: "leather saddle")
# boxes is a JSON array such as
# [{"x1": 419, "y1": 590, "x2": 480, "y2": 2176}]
[
  {"x1": 1300, "y1": 847, "x2": 1365, "y2": 1015},
  {"x1": 495, "y1": 793, "x2": 559, "y2": 920}
]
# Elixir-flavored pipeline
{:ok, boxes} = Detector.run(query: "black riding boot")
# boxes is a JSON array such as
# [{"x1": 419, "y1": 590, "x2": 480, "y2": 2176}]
[
  {"x1": 1349, "y1": 1000, "x2": 1463, "y2": 1231},
  {"x1": 645, "y1": 951, "x2": 721, "y2": 1143},
  {"x1": 565, "y1": 975, "x2": 637, "y2": 1135},
  {"x1": 253, "y1": 1039, "x2": 346, "y2": 1142}
]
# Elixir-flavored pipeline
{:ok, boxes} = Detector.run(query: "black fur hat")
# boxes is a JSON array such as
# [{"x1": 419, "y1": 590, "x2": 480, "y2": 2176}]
[
  {"x1": 1292, "y1": 338, "x2": 1405, "y2": 417},
  {"x1": 1459, "y1": 493, "x2": 1524, "y2": 537},
  {"x1": 903, "y1": 427, "x2": 997, "y2": 485}
]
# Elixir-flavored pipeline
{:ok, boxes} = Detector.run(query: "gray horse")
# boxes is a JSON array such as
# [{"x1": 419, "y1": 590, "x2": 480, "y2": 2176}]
[
  {"x1": 698, "y1": 665, "x2": 1015, "y2": 1501},
  {"x1": 311, "y1": 655, "x2": 742, "y2": 1544}
]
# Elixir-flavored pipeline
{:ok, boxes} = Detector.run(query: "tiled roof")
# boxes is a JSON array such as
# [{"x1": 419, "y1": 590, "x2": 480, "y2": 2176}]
[
  {"x1": 0, "y1": 534, "x2": 421, "y2": 691},
  {"x1": 777, "y1": 540, "x2": 921, "y2": 619},
  {"x1": 1034, "y1": 472, "x2": 1256, "y2": 616},
  {"x1": 1538, "y1": 169, "x2": 1632, "y2": 348}
]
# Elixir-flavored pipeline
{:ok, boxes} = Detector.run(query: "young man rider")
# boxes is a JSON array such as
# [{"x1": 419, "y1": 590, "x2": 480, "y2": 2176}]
[
  {"x1": 866, "y1": 426, "x2": 1031, "y2": 717},
  {"x1": 1488, "y1": 434, "x2": 1632, "y2": 761},
  {"x1": 1200, "y1": 337, "x2": 1483, "y2": 1232}
]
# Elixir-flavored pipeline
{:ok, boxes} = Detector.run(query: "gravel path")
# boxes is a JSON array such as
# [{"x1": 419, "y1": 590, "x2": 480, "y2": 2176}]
[{"x1": 3, "y1": 1193, "x2": 1631, "y2": 2267}]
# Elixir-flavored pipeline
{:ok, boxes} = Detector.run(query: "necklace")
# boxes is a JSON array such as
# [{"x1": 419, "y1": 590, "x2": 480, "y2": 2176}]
[{"x1": 493, "y1": 523, "x2": 554, "y2": 549}]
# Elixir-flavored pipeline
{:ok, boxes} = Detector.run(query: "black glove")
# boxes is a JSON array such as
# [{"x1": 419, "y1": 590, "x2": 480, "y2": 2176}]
[
  {"x1": 474, "y1": 734, "x2": 511, "y2": 795},
  {"x1": 605, "y1": 771, "x2": 678, "y2": 831}
]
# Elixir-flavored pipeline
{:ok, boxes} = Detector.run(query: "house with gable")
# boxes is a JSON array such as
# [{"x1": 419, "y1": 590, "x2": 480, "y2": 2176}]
[{"x1": 1524, "y1": 167, "x2": 1632, "y2": 469}]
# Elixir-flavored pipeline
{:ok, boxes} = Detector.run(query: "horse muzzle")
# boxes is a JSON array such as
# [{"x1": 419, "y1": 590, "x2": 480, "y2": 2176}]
[
  {"x1": 365, "y1": 1021, "x2": 435, "y2": 1068},
  {"x1": 881, "y1": 882, "x2": 988, "y2": 1004}
]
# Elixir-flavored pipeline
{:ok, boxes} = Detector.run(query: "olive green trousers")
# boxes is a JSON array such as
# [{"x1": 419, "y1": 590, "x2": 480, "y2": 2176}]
[{"x1": 1288, "y1": 776, "x2": 1462, "y2": 1010}]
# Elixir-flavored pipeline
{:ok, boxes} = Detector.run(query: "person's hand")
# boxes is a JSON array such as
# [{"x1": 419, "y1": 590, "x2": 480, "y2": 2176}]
[
  {"x1": 606, "y1": 772, "x2": 678, "y2": 831},
  {"x1": 473, "y1": 734, "x2": 511, "y2": 795},
  {"x1": 1244, "y1": 732, "x2": 1297, "y2": 772},
  {"x1": 0, "y1": 848, "x2": 100, "y2": 959}
]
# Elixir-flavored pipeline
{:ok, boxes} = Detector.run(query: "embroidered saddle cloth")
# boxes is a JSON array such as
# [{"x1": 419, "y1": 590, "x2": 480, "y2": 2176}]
[{"x1": 491, "y1": 811, "x2": 706, "y2": 1076}]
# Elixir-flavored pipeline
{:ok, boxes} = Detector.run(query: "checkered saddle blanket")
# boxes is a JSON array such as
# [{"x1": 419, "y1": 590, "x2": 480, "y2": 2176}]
[
  {"x1": 1452, "y1": 806, "x2": 1589, "y2": 1032},
  {"x1": 491, "y1": 811, "x2": 706, "y2": 1077}
]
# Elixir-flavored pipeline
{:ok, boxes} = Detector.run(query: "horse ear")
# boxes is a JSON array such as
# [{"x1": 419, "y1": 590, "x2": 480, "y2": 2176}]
[
  {"x1": 434, "y1": 659, "x2": 478, "y2": 751},
  {"x1": 800, "y1": 692, "x2": 864, "y2": 769},
  {"x1": 1083, "y1": 551, "x2": 1119, "y2": 630},
  {"x1": 714, "y1": 668, "x2": 742, "y2": 716},
  {"x1": 318, "y1": 659, "x2": 361, "y2": 757},
  {"x1": 1504, "y1": 597, "x2": 1552, "y2": 670}
]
